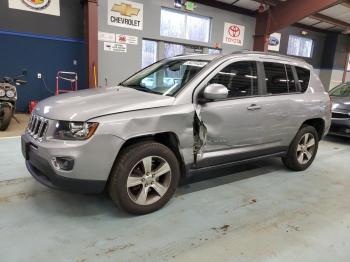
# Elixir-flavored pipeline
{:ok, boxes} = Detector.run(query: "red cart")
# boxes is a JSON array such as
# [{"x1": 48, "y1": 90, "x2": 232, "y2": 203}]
[{"x1": 56, "y1": 71, "x2": 78, "y2": 95}]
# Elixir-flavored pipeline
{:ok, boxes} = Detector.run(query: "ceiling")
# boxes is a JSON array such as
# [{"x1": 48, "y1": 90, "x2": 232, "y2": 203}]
[{"x1": 207, "y1": 0, "x2": 350, "y2": 34}]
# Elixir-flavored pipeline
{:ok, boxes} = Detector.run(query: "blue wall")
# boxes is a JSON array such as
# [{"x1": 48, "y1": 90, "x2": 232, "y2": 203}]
[{"x1": 0, "y1": 31, "x2": 87, "y2": 112}]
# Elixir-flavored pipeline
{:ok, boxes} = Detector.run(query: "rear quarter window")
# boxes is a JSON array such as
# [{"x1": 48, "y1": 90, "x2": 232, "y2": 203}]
[{"x1": 295, "y1": 67, "x2": 310, "y2": 92}]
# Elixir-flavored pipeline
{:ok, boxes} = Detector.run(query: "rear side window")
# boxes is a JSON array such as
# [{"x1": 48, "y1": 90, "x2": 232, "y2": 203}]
[
  {"x1": 295, "y1": 67, "x2": 310, "y2": 92},
  {"x1": 209, "y1": 61, "x2": 258, "y2": 98},
  {"x1": 264, "y1": 62, "x2": 289, "y2": 94}
]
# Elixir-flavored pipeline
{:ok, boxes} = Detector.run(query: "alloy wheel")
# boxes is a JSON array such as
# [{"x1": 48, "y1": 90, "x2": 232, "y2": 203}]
[
  {"x1": 296, "y1": 133, "x2": 316, "y2": 165},
  {"x1": 127, "y1": 156, "x2": 172, "y2": 206}
]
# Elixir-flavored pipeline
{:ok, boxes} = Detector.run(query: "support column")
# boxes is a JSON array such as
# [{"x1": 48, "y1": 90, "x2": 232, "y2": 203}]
[{"x1": 85, "y1": 0, "x2": 98, "y2": 88}]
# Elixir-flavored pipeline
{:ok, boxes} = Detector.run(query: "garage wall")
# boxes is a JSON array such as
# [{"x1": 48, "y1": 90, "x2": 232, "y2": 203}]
[
  {"x1": 273, "y1": 26, "x2": 350, "y2": 90},
  {"x1": 98, "y1": 0, "x2": 256, "y2": 86},
  {"x1": 0, "y1": 0, "x2": 86, "y2": 112}
]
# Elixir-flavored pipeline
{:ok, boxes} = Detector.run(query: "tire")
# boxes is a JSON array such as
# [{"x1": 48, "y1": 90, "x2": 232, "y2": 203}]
[
  {"x1": 282, "y1": 125, "x2": 319, "y2": 171},
  {"x1": 0, "y1": 107, "x2": 13, "y2": 131},
  {"x1": 108, "y1": 141, "x2": 180, "y2": 215}
]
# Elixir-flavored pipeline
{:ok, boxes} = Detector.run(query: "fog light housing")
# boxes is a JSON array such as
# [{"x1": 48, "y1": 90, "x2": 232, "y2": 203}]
[{"x1": 51, "y1": 157, "x2": 74, "y2": 171}]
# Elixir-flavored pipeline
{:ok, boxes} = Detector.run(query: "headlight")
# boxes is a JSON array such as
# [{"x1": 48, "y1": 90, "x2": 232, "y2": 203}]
[
  {"x1": 0, "y1": 89, "x2": 5, "y2": 97},
  {"x1": 53, "y1": 121, "x2": 99, "y2": 140},
  {"x1": 6, "y1": 90, "x2": 15, "y2": 98}
]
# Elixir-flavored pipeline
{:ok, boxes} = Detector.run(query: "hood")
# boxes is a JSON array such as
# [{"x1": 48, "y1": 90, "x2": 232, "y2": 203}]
[
  {"x1": 34, "y1": 86, "x2": 175, "y2": 121},
  {"x1": 331, "y1": 96, "x2": 350, "y2": 111}
]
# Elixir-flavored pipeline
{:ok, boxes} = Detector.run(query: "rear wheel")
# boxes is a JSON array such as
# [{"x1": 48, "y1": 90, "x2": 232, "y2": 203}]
[
  {"x1": 108, "y1": 141, "x2": 180, "y2": 215},
  {"x1": 282, "y1": 125, "x2": 319, "y2": 171},
  {"x1": 0, "y1": 106, "x2": 13, "y2": 131}
]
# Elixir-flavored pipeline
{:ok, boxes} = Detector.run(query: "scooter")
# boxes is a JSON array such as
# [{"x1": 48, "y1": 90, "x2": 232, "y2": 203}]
[{"x1": 0, "y1": 71, "x2": 27, "y2": 131}]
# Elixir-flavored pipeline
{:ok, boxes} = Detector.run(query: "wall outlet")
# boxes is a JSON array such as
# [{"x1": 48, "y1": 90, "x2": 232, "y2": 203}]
[{"x1": 37, "y1": 73, "x2": 42, "y2": 79}]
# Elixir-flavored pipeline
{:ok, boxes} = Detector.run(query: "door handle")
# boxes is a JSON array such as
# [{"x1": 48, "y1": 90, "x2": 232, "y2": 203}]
[{"x1": 247, "y1": 104, "x2": 261, "y2": 111}]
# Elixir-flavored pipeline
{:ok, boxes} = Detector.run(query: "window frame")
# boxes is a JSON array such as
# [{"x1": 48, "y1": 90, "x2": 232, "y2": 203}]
[{"x1": 160, "y1": 7, "x2": 211, "y2": 43}]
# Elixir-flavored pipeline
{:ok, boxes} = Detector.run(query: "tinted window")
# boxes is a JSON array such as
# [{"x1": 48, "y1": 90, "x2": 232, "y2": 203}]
[
  {"x1": 209, "y1": 61, "x2": 258, "y2": 98},
  {"x1": 295, "y1": 67, "x2": 310, "y2": 92},
  {"x1": 329, "y1": 83, "x2": 350, "y2": 97},
  {"x1": 264, "y1": 62, "x2": 288, "y2": 94},
  {"x1": 286, "y1": 65, "x2": 298, "y2": 93}
]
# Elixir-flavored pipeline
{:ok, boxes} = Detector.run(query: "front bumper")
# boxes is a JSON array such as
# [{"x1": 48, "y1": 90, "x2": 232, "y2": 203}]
[
  {"x1": 21, "y1": 132, "x2": 124, "y2": 194},
  {"x1": 329, "y1": 119, "x2": 350, "y2": 138}
]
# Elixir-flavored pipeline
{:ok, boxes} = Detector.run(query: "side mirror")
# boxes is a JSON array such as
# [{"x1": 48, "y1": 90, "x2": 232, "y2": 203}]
[{"x1": 203, "y1": 83, "x2": 228, "y2": 101}]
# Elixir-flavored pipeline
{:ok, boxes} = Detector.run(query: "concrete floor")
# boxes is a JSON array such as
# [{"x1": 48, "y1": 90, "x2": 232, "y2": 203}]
[{"x1": 0, "y1": 136, "x2": 349, "y2": 261}]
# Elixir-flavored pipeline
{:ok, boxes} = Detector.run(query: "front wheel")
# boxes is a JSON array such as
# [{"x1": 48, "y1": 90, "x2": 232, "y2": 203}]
[
  {"x1": 0, "y1": 106, "x2": 13, "y2": 131},
  {"x1": 108, "y1": 141, "x2": 180, "y2": 215},
  {"x1": 282, "y1": 125, "x2": 319, "y2": 171}
]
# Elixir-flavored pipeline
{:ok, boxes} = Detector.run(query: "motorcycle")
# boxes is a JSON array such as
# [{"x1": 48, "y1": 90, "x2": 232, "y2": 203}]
[{"x1": 0, "y1": 71, "x2": 27, "y2": 131}]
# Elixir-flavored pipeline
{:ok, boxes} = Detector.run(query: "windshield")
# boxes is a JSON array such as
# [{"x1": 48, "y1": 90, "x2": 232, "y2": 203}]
[
  {"x1": 121, "y1": 59, "x2": 209, "y2": 96},
  {"x1": 329, "y1": 83, "x2": 350, "y2": 97}
]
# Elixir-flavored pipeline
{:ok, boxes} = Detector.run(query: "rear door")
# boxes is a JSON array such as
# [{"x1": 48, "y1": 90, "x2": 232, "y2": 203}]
[{"x1": 256, "y1": 61, "x2": 303, "y2": 147}]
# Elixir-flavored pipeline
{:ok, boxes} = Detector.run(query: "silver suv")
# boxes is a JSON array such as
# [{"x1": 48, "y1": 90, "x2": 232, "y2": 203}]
[{"x1": 22, "y1": 52, "x2": 331, "y2": 214}]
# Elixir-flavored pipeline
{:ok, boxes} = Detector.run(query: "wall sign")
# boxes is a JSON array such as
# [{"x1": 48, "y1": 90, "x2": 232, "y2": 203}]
[
  {"x1": 9, "y1": 0, "x2": 60, "y2": 16},
  {"x1": 223, "y1": 22, "x2": 245, "y2": 46},
  {"x1": 98, "y1": 31, "x2": 116, "y2": 42},
  {"x1": 108, "y1": 0, "x2": 143, "y2": 30},
  {"x1": 268, "y1": 33, "x2": 281, "y2": 52},
  {"x1": 104, "y1": 42, "x2": 127, "y2": 53},
  {"x1": 115, "y1": 34, "x2": 138, "y2": 45}
]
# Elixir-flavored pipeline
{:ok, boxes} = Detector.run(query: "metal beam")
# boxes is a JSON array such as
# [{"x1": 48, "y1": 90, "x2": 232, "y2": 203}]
[
  {"x1": 192, "y1": 0, "x2": 256, "y2": 17},
  {"x1": 253, "y1": 0, "x2": 344, "y2": 51},
  {"x1": 267, "y1": 0, "x2": 344, "y2": 34},
  {"x1": 310, "y1": 13, "x2": 350, "y2": 29},
  {"x1": 85, "y1": 0, "x2": 98, "y2": 88}
]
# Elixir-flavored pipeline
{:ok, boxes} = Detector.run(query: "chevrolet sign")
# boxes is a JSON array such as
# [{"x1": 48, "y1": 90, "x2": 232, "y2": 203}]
[{"x1": 108, "y1": 0, "x2": 143, "y2": 30}]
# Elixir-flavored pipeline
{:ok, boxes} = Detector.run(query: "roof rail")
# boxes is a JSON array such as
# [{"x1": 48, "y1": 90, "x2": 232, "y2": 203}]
[{"x1": 230, "y1": 50, "x2": 306, "y2": 62}]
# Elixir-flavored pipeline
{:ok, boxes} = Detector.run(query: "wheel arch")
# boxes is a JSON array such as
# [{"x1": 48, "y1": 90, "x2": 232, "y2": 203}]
[
  {"x1": 301, "y1": 118, "x2": 325, "y2": 139},
  {"x1": 109, "y1": 132, "x2": 187, "y2": 182}
]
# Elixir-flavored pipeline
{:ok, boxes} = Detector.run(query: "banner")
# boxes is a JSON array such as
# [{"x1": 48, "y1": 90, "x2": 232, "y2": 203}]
[
  {"x1": 223, "y1": 22, "x2": 245, "y2": 46},
  {"x1": 268, "y1": 33, "x2": 281, "y2": 52},
  {"x1": 9, "y1": 0, "x2": 60, "y2": 16},
  {"x1": 108, "y1": 0, "x2": 143, "y2": 30}
]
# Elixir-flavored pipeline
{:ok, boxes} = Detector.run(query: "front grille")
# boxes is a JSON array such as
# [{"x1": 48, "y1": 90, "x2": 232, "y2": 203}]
[
  {"x1": 332, "y1": 112, "x2": 350, "y2": 119},
  {"x1": 27, "y1": 114, "x2": 49, "y2": 141}
]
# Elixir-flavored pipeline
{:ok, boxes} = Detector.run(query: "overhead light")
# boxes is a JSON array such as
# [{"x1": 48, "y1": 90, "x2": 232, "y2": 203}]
[{"x1": 301, "y1": 30, "x2": 308, "y2": 35}]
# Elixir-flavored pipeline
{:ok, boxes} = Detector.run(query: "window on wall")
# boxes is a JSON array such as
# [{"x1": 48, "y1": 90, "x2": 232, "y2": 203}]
[
  {"x1": 164, "y1": 43, "x2": 184, "y2": 58},
  {"x1": 142, "y1": 40, "x2": 157, "y2": 68},
  {"x1": 208, "y1": 48, "x2": 221, "y2": 55},
  {"x1": 287, "y1": 35, "x2": 314, "y2": 58},
  {"x1": 160, "y1": 8, "x2": 211, "y2": 43}
]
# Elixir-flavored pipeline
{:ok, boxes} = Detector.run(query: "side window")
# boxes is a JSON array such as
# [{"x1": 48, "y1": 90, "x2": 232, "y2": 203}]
[
  {"x1": 264, "y1": 62, "x2": 288, "y2": 94},
  {"x1": 286, "y1": 65, "x2": 298, "y2": 93},
  {"x1": 295, "y1": 67, "x2": 310, "y2": 92},
  {"x1": 209, "y1": 61, "x2": 258, "y2": 98}
]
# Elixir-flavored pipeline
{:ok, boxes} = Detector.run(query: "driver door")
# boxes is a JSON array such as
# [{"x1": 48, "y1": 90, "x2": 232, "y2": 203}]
[{"x1": 195, "y1": 60, "x2": 279, "y2": 168}]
